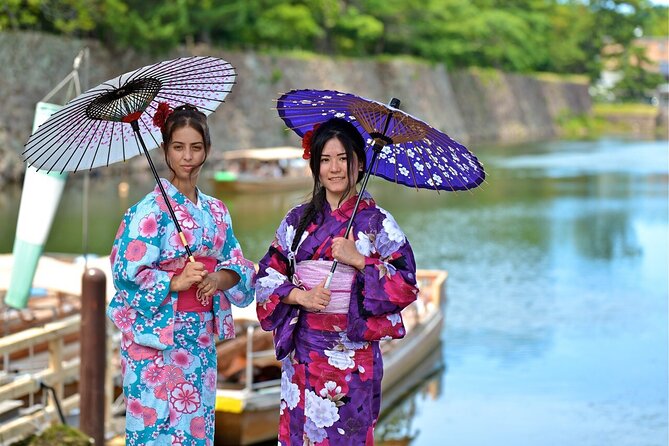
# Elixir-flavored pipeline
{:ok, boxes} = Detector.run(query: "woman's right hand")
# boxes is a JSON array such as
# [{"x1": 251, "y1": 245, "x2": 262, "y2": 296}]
[
  {"x1": 170, "y1": 261, "x2": 207, "y2": 292},
  {"x1": 288, "y1": 279, "x2": 331, "y2": 312}
]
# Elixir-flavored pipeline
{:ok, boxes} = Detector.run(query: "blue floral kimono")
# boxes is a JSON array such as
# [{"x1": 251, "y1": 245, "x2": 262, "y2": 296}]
[{"x1": 107, "y1": 178, "x2": 255, "y2": 445}]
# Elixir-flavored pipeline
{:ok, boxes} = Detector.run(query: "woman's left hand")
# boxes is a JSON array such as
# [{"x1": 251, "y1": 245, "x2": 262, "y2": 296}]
[
  {"x1": 331, "y1": 232, "x2": 365, "y2": 270},
  {"x1": 197, "y1": 273, "x2": 218, "y2": 299}
]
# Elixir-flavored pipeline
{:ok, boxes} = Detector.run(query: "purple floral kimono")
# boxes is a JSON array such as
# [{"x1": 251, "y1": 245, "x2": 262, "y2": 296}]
[{"x1": 255, "y1": 191, "x2": 418, "y2": 445}]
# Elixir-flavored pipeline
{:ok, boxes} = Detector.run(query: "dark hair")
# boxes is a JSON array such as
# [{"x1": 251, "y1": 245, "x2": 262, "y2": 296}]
[
  {"x1": 161, "y1": 104, "x2": 211, "y2": 180},
  {"x1": 291, "y1": 118, "x2": 366, "y2": 252}
]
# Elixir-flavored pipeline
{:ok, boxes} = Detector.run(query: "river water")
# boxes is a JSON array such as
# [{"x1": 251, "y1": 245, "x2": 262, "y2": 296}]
[{"x1": 0, "y1": 138, "x2": 667, "y2": 445}]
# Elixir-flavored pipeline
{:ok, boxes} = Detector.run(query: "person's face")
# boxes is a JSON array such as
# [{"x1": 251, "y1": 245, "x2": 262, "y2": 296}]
[
  {"x1": 165, "y1": 125, "x2": 206, "y2": 183},
  {"x1": 319, "y1": 137, "x2": 359, "y2": 203}
]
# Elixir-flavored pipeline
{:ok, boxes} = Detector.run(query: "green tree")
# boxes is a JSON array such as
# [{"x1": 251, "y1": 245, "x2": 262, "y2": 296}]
[
  {"x1": 332, "y1": 6, "x2": 383, "y2": 55},
  {"x1": 644, "y1": 5, "x2": 669, "y2": 36},
  {"x1": 0, "y1": 0, "x2": 42, "y2": 30},
  {"x1": 612, "y1": 44, "x2": 665, "y2": 101},
  {"x1": 583, "y1": 0, "x2": 654, "y2": 79},
  {"x1": 1, "y1": 0, "x2": 661, "y2": 79},
  {"x1": 255, "y1": 4, "x2": 323, "y2": 49},
  {"x1": 543, "y1": 1, "x2": 593, "y2": 73},
  {"x1": 0, "y1": 0, "x2": 99, "y2": 34}
]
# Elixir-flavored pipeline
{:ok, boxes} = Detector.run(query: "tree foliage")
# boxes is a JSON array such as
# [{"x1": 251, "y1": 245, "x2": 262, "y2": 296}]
[
  {"x1": 612, "y1": 44, "x2": 666, "y2": 101},
  {"x1": 1, "y1": 0, "x2": 666, "y2": 88}
]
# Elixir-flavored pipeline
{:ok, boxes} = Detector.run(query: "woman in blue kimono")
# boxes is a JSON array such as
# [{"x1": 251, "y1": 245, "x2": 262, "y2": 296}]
[
  {"x1": 255, "y1": 118, "x2": 419, "y2": 445},
  {"x1": 107, "y1": 103, "x2": 255, "y2": 446}
]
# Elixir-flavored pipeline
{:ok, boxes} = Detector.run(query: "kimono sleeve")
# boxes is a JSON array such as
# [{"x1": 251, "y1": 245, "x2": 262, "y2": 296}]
[
  {"x1": 254, "y1": 212, "x2": 302, "y2": 359},
  {"x1": 110, "y1": 202, "x2": 174, "y2": 321},
  {"x1": 215, "y1": 206, "x2": 255, "y2": 308},
  {"x1": 346, "y1": 208, "x2": 419, "y2": 342},
  {"x1": 357, "y1": 208, "x2": 419, "y2": 317}
]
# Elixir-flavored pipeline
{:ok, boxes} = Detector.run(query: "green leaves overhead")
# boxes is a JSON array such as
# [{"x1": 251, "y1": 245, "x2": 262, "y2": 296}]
[{"x1": 1, "y1": 0, "x2": 667, "y2": 79}]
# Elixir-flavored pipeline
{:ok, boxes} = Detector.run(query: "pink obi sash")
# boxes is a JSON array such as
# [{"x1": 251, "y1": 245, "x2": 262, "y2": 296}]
[
  {"x1": 176, "y1": 257, "x2": 217, "y2": 312},
  {"x1": 295, "y1": 260, "x2": 356, "y2": 314}
]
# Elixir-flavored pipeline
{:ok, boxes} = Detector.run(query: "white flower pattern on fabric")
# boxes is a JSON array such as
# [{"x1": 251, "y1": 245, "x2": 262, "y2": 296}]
[
  {"x1": 304, "y1": 418, "x2": 327, "y2": 443},
  {"x1": 281, "y1": 371, "x2": 300, "y2": 410},
  {"x1": 387, "y1": 313, "x2": 402, "y2": 326},
  {"x1": 355, "y1": 232, "x2": 373, "y2": 256},
  {"x1": 375, "y1": 207, "x2": 407, "y2": 258},
  {"x1": 255, "y1": 268, "x2": 287, "y2": 303},
  {"x1": 379, "y1": 208, "x2": 405, "y2": 244},
  {"x1": 324, "y1": 348, "x2": 355, "y2": 370},
  {"x1": 305, "y1": 390, "x2": 339, "y2": 428},
  {"x1": 276, "y1": 218, "x2": 296, "y2": 251},
  {"x1": 319, "y1": 381, "x2": 342, "y2": 398},
  {"x1": 338, "y1": 332, "x2": 368, "y2": 350}
]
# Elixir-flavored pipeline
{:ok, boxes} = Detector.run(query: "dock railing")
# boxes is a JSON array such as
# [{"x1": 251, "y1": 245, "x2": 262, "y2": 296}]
[{"x1": 0, "y1": 313, "x2": 116, "y2": 446}]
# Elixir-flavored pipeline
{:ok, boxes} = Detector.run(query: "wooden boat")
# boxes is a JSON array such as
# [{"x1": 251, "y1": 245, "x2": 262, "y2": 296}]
[
  {"x1": 210, "y1": 147, "x2": 311, "y2": 194},
  {"x1": 214, "y1": 269, "x2": 447, "y2": 446}
]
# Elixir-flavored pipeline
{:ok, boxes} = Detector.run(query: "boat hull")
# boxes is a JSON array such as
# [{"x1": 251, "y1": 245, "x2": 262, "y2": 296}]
[
  {"x1": 214, "y1": 302, "x2": 445, "y2": 445},
  {"x1": 215, "y1": 405, "x2": 278, "y2": 446}
]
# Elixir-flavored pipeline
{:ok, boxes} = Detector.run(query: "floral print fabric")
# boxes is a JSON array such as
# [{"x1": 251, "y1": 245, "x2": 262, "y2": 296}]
[
  {"x1": 107, "y1": 178, "x2": 255, "y2": 349},
  {"x1": 121, "y1": 311, "x2": 217, "y2": 446},
  {"x1": 280, "y1": 313, "x2": 382, "y2": 445},
  {"x1": 255, "y1": 191, "x2": 419, "y2": 445},
  {"x1": 107, "y1": 178, "x2": 256, "y2": 444}
]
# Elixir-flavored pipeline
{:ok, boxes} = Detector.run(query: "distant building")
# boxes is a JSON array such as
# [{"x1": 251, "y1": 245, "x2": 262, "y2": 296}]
[
  {"x1": 634, "y1": 37, "x2": 669, "y2": 108},
  {"x1": 596, "y1": 37, "x2": 669, "y2": 105},
  {"x1": 634, "y1": 37, "x2": 669, "y2": 78}
]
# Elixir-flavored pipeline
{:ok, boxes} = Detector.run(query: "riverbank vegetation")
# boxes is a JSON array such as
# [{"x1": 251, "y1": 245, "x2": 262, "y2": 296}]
[
  {"x1": 1, "y1": 1, "x2": 666, "y2": 81},
  {"x1": 1, "y1": 1, "x2": 666, "y2": 143},
  {"x1": 558, "y1": 102, "x2": 665, "y2": 139},
  {"x1": 9, "y1": 425, "x2": 92, "y2": 446}
]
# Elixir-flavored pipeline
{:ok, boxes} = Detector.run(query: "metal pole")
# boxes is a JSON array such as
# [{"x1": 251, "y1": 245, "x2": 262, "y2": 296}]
[
  {"x1": 245, "y1": 325, "x2": 254, "y2": 393},
  {"x1": 80, "y1": 268, "x2": 106, "y2": 445}
]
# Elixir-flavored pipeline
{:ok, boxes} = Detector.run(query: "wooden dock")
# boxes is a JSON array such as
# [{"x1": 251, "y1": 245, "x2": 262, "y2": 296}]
[
  {"x1": 0, "y1": 255, "x2": 447, "y2": 446},
  {"x1": 0, "y1": 254, "x2": 120, "y2": 446}
]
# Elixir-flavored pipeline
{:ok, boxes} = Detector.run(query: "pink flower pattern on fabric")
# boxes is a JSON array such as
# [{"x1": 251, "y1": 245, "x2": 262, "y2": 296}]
[
  {"x1": 109, "y1": 179, "x2": 255, "y2": 445},
  {"x1": 171, "y1": 382, "x2": 201, "y2": 414},
  {"x1": 174, "y1": 204, "x2": 199, "y2": 230},
  {"x1": 169, "y1": 228, "x2": 195, "y2": 250},
  {"x1": 208, "y1": 200, "x2": 225, "y2": 225},
  {"x1": 169, "y1": 349, "x2": 194, "y2": 369},
  {"x1": 138, "y1": 213, "x2": 159, "y2": 238},
  {"x1": 125, "y1": 240, "x2": 147, "y2": 262},
  {"x1": 112, "y1": 306, "x2": 136, "y2": 333}
]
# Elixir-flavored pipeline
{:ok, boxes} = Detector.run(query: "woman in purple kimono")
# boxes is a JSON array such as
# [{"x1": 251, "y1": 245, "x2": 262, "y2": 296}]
[
  {"x1": 255, "y1": 118, "x2": 419, "y2": 445},
  {"x1": 107, "y1": 104, "x2": 255, "y2": 445}
]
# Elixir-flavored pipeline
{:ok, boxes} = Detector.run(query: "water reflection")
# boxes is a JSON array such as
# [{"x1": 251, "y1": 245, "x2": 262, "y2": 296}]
[
  {"x1": 376, "y1": 349, "x2": 444, "y2": 446},
  {"x1": 572, "y1": 210, "x2": 642, "y2": 259}
]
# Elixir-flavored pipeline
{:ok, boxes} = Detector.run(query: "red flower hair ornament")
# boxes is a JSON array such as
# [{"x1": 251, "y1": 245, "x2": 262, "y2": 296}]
[
  {"x1": 301, "y1": 123, "x2": 321, "y2": 160},
  {"x1": 152, "y1": 102, "x2": 173, "y2": 130}
]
